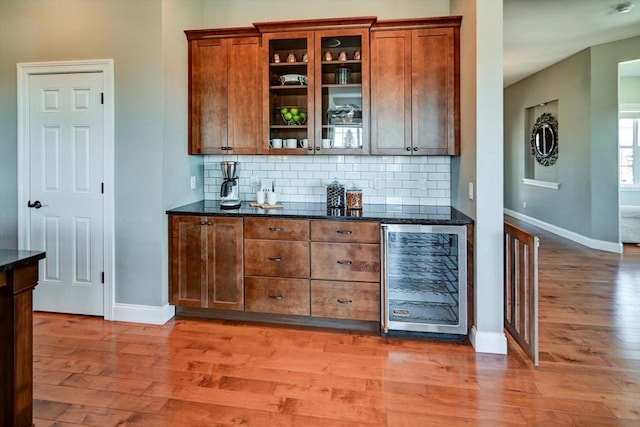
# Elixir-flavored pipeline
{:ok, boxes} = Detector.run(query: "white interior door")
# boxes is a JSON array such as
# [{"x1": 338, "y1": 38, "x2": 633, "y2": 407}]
[{"x1": 29, "y1": 72, "x2": 105, "y2": 316}]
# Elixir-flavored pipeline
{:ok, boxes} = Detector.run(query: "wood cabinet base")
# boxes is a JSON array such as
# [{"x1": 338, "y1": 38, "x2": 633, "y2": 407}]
[
  {"x1": 175, "y1": 306, "x2": 379, "y2": 333},
  {"x1": 1, "y1": 259, "x2": 43, "y2": 427}
]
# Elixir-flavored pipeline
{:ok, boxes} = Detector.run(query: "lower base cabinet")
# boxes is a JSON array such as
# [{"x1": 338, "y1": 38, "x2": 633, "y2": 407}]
[
  {"x1": 169, "y1": 215, "x2": 244, "y2": 310},
  {"x1": 245, "y1": 277, "x2": 310, "y2": 316},
  {"x1": 311, "y1": 280, "x2": 380, "y2": 321}
]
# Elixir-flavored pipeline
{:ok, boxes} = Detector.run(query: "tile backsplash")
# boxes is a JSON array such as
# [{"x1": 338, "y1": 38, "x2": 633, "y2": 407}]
[{"x1": 204, "y1": 154, "x2": 451, "y2": 206}]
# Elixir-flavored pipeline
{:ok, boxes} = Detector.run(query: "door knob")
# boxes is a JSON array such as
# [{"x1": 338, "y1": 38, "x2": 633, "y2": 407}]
[{"x1": 27, "y1": 200, "x2": 42, "y2": 209}]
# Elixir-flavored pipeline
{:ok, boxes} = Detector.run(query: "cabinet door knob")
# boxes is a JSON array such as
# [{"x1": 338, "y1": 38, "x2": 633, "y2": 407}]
[
  {"x1": 221, "y1": 146, "x2": 227, "y2": 151},
  {"x1": 413, "y1": 147, "x2": 418, "y2": 152},
  {"x1": 337, "y1": 298, "x2": 353, "y2": 305},
  {"x1": 268, "y1": 257, "x2": 284, "y2": 262},
  {"x1": 308, "y1": 147, "x2": 313, "y2": 151},
  {"x1": 315, "y1": 146, "x2": 320, "y2": 151},
  {"x1": 200, "y1": 221, "x2": 207, "y2": 226},
  {"x1": 405, "y1": 147, "x2": 411, "y2": 151},
  {"x1": 207, "y1": 221, "x2": 212, "y2": 226},
  {"x1": 268, "y1": 294, "x2": 284, "y2": 300},
  {"x1": 337, "y1": 260, "x2": 353, "y2": 266},
  {"x1": 227, "y1": 146, "x2": 233, "y2": 151}
]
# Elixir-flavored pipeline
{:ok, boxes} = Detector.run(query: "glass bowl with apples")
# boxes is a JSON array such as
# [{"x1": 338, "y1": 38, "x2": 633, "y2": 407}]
[{"x1": 279, "y1": 106, "x2": 307, "y2": 126}]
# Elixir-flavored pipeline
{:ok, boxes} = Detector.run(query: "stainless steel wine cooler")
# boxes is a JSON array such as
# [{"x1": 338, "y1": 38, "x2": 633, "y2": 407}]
[{"x1": 381, "y1": 224, "x2": 467, "y2": 335}]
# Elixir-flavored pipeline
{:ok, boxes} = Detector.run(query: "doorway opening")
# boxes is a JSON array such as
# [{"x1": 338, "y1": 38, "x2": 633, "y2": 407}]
[{"x1": 618, "y1": 59, "x2": 640, "y2": 246}]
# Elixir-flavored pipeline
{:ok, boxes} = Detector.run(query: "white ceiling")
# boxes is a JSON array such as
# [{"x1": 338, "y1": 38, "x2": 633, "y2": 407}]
[{"x1": 503, "y1": 0, "x2": 640, "y2": 86}]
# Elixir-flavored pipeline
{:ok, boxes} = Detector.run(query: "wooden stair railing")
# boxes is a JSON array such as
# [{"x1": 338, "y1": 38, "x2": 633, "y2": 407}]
[{"x1": 504, "y1": 221, "x2": 539, "y2": 365}]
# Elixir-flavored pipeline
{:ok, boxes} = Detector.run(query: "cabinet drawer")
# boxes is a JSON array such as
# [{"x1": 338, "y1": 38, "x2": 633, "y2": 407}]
[
  {"x1": 245, "y1": 277, "x2": 310, "y2": 315},
  {"x1": 311, "y1": 280, "x2": 380, "y2": 321},
  {"x1": 311, "y1": 220, "x2": 380, "y2": 244},
  {"x1": 311, "y1": 242, "x2": 380, "y2": 282},
  {"x1": 245, "y1": 218, "x2": 309, "y2": 241},
  {"x1": 245, "y1": 240, "x2": 309, "y2": 278}
]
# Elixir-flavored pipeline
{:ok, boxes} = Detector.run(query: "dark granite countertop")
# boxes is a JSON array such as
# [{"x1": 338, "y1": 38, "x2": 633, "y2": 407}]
[
  {"x1": 0, "y1": 250, "x2": 46, "y2": 274},
  {"x1": 166, "y1": 201, "x2": 473, "y2": 225}
]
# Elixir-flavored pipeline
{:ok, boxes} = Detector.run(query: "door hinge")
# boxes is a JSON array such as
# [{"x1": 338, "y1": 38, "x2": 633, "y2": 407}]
[
  {"x1": 101, "y1": 182, "x2": 104, "y2": 194},
  {"x1": 101, "y1": 93, "x2": 104, "y2": 104},
  {"x1": 101, "y1": 272, "x2": 104, "y2": 284}
]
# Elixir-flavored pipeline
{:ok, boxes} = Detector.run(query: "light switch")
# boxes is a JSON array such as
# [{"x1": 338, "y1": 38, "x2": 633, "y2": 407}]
[
  {"x1": 468, "y1": 182, "x2": 474, "y2": 200},
  {"x1": 190, "y1": 176, "x2": 196, "y2": 190}
]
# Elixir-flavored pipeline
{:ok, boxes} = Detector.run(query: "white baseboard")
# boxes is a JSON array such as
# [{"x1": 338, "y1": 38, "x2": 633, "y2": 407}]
[
  {"x1": 470, "y1": 326, "x2": 508, "y2": 354},
  {"x1": 504, "y1": 208, "x2": 622, "y2": 254},
  {"x1": 112, "y1": 303, "x2": 175, "y2": 325}
]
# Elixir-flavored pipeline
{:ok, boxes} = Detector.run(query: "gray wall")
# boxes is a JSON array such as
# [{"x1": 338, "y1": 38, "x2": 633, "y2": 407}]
[
  {"x1": 590, "y1": 36, "x2": 640, "y2": 241},
  {"x1": 505, "y1": 35, "x2": 640, "y2": 244},
  {"x1": 505, "y1": 49, "x2": 595, "y2": 239},
  {"x1": 161, "y1": 0, "x2": 204, "y2": 306},
  {"x1": 0, "y1": 0, "x2": 202, "y2": 306}
]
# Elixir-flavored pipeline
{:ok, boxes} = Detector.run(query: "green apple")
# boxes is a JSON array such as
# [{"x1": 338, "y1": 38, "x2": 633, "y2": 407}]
[
  {"x1": 284, "y1": 112, "x2": 293, "y2": 121},
  {"x1": 290, "y1": 107, "x2": 299, "y2": 115},
  {"x1": 280, "y1": 107, "x2": 289, "y2": 114}
]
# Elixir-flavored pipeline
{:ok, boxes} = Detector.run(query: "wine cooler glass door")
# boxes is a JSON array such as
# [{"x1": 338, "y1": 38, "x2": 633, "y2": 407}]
[{"x1": 382, "y1": 224, "x2": 467, "y2": 335}]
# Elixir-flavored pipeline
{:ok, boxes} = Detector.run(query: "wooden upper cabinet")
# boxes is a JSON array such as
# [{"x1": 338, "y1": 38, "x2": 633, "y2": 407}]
[
  {"x1": 227, "y1": 37, "x2": 262, "y2": 155},
  {"x1": 255, "y1": 17, "x2": 375, "y2": 156},
  {"x1": 412, "y1": 28, "x2": 458, "y2": 155},
  {"x1": 371, "y1": 17, "x2": 461, "y2": 156},
  {"x1": 186, "y1": 29, "x2": 261, "y2": 155},
  {"x1": 185, "y1": 16, "x2": 461, "y2": 157},
  {"x1": 370, "y1": 30, "x2": 412, "y2": 155}
]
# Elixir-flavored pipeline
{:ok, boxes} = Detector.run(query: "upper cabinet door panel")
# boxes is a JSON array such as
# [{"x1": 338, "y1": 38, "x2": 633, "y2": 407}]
[
  {"x1": 370, "y1": 30, "x2": 412, "y2": 156},
  {"x1": 314, "y1": 28, "x2": 370, "y2": 155},
  {"x1": 189, "y1": 39, "x2": 228, "y2": 154},
  {"x1": 262, "y1": 31, "x2": 315, "y2": 155},
  {"x1": 412, "y1": 28, "x2": 457, "y2": 155},
  {"x1": 228, "y1": 37, "x2": 262, "y2": 155}
]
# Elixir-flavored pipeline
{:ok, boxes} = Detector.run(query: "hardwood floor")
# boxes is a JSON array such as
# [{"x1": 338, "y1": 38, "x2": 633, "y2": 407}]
[{"x1": 32, "y1": 223, "x2": 640, "y2": 426}]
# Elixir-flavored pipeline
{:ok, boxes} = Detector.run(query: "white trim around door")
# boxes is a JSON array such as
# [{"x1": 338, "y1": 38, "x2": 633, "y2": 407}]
[{"x1": 17, "y1": 59, "x2": 115, "y2": 320}]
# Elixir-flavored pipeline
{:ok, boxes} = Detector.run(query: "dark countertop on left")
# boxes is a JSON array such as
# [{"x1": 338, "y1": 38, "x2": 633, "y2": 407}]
[
  {"x1": 167, "y1": 201, "x2": 474, "y2": 225},
  {"x1": 0, "y1": 250, "x2": 46, "y2": 274}
]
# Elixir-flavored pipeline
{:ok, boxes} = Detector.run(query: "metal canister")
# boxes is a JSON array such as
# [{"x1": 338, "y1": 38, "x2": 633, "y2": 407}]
[
  {"x1": 335, "y1": 67, "x2": 351, "y2": 84},
  {"x1": 326, "y1": 179, "x2": 345, "y2": 208}
]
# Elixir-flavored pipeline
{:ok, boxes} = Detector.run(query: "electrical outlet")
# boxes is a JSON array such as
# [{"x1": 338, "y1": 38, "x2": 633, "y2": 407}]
[
  {"x1": 468, "y1": 182, "x2": 474, "y2": 200},
  {"x1": 523, "y1": 201, "x2": 527, "y2": 209},
  {"x1": 190, "y1": 176, "x2": 196, "y2": 190}
]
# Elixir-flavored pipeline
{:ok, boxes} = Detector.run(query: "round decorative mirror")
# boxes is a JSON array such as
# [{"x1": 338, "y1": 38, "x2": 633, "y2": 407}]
[{"x1": 530, "y1": 113, "x2": 558, "y2": 166}]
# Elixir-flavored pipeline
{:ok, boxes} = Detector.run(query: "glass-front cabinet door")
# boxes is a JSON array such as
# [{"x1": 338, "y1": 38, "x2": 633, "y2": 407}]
[
  {"x1": 314, "y1": 29, "x2": 369, "y2": 155},
  {"x1": 263, "y1": 31, "x2": 314, "y2": 155}
]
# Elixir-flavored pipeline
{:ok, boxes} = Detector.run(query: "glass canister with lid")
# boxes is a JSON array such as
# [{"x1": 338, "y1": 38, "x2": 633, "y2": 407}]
[
  {"x1": 326, "y1": 178, "x2": 345, "y2": 208},
  {"x1": 346, "y1": 184, "x2": 363, "y2": 210}
]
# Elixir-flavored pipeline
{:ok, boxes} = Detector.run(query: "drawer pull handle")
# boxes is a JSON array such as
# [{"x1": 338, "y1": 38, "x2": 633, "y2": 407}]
[
  {"x1": 200, "y1": 221, "x2": 207, "y2": 225},
  {"x1": 269, "y1": 294, "x2": 285, "y2": 300},
  {"x1": 337, "y1": 260, "x2": 352, "y2": 266},
  {"x1": 269, "y1": 227, "x2": 284, "y2": 232},
  {"x1": 337, "y1": 299, "x2": 353, "y2": 305},
  {"x1": 269, "y1": 257, "x2": 284, "y2": 262},
  {"x1": 336, "y1": 230, "x2": 352, "y2": 235}
]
